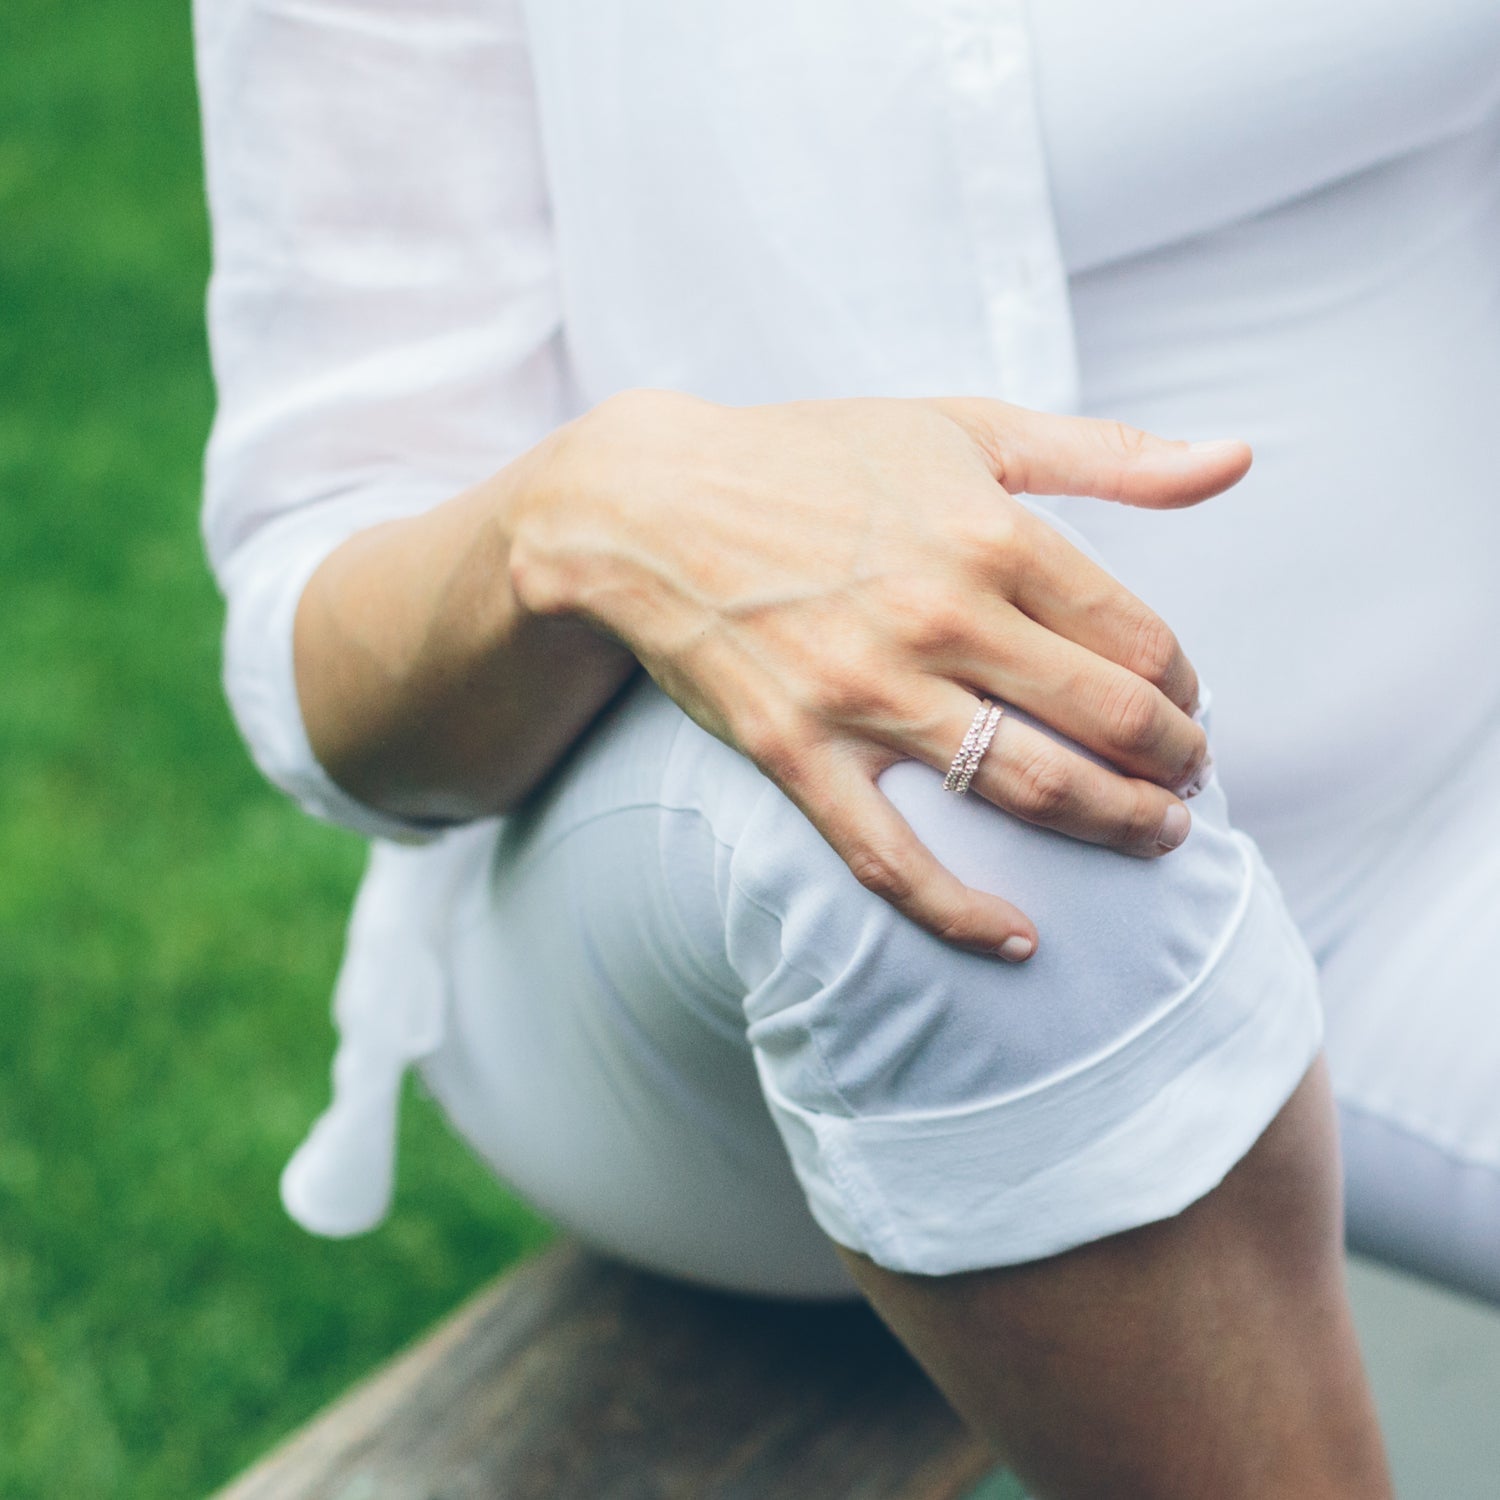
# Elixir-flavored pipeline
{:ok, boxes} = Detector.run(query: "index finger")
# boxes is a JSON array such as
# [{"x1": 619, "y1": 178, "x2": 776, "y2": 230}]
[{"x1": 782, "y1": 747, "x2": 1040, "y2": 961}]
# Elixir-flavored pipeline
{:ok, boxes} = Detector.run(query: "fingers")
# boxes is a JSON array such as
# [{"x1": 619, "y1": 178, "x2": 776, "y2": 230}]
[
  {"x1": 782, "y1": 747, "x2": 1040, "y2": 961},
  {"x1": 979, "y1": 613, "x2": 1209, "y2": 788},
  {"x1": 999, "y1": 515, "x2": 1201, "y2": 713},
  {"x1": 929, "y1": 397, "x2": 1252, "y2": 510},
  {"x1": 907, "y1": 686, "x2": 1197, "y2": 858},
  {"x1": 921, "y1": 587, "x2": 1207, "y2": 787}
]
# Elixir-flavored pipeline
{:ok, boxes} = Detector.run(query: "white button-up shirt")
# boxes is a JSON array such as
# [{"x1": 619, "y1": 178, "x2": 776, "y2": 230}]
[
  {"x1": 193, "y1": 0, "x2": 1500, "y2": 1233},
  {"x1": 196, "y1": 0, "x2": 1077, "y2": 846}
]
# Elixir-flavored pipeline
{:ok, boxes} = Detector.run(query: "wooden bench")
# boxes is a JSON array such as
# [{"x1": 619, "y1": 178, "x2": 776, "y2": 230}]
[{"x1": 215, "y1": 1241, "x2": 1010, "y2": 1499}]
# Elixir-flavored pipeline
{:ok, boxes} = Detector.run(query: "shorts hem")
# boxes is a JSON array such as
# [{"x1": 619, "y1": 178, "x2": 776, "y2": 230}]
[{"x1": 756, "y1": 847, "x2": 1324, "y2": 1275}]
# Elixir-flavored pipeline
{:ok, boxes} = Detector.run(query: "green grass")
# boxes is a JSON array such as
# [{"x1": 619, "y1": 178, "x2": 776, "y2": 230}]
[{"x1": 0, "y1": 5, "x2": 552, "y2": 1495}]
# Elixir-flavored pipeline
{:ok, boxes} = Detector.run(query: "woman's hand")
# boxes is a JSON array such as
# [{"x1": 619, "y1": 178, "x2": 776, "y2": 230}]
[{"x1": 510, "y1": 391, "x2": 1250, "y2": 961}]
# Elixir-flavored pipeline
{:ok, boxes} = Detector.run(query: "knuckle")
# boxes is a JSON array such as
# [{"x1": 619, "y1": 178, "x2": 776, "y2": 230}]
[
  {"x1": 1099, "y1": 674, "x2": 1163, "y2": 757},
  {"x1": 808, "y1": 652, "x2": 888, "y2": 722},
  {"x1": 1009, "y1": 747, "x2": 1075, "y2": 823},
  {"x1": 1086, "y1": 420, "x2": 1152, "y2": 499},
  {"x1": 1123, "y1": 609, "x2": 1182, "y2": 689},
  {"x1": 941, "y1": 400, "x2": 1008, "y2": 473},
  {"x1": 888, "y1": 575, "x2": 969, "y2": 655},
  {"x1": 913, "y1": 602, "x2": 968, "y2": 656},
  {"x1": 738, "y1": 715, "x2": 805, "y2": 781},
  {"x1": 505, "y1": 538, "x2": 560, "y2": 616},
  {"x1": 963, "y1": 505, "x2": 1024, "y2": 557},
  {"x1": 932, "y1": 903, "x2": 981, "y2": 948},
  {"x1": 961, "y1": 508, "x2": 1029, "y2": 585},
  {"x1": 1117, "y1": 785, "x2": 1166, "y2": 848},
  {"x1": 1108, "y1": 419, "x2": 1151, "y2": 461},
  {"x1": 813, "y1": 675, "x2": 869, "y2": 722},
  {"x1": 1180, "y1": 662, "x2": 1203, "y2": 715},
  {"x1": 846, "y1": 843, "x2": 913, "y2": 905}
]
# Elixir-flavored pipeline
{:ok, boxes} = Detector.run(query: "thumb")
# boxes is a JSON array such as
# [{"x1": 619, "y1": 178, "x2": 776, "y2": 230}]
[{"x1": 931, "y1": 397, "x2": 1253, "y2": 509}]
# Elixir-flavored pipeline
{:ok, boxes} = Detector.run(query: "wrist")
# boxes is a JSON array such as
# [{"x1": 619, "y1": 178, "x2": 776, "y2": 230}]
[
  {"x1": 507, "y1": 387, "x2": 710, "y2": 631},
  {"x1": 500, "y1": 413, "x2": 590, "y2": 625}
]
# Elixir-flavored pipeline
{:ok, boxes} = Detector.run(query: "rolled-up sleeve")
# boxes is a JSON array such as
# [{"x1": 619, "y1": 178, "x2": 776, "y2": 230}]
[{"x1": 194, "y1": 0, "x2": 567, "y2": 837}]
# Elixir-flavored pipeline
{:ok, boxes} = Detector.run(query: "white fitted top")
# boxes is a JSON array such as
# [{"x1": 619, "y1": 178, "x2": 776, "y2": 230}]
[
  {"x1": 194, "y1": 1, "x2": 1500, "y2": 1231},
  {"x1": 1029, "y1": 0, "x2": 1500, "y2": 895},
  {"x1": 197, "y1": 0, "x2": 1500, "y2": 847}
]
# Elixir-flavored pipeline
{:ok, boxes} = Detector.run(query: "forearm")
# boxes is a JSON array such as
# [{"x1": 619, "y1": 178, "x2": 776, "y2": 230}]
[{"x1": 292, "y1": 436, "x2": 638, "y2": 822}]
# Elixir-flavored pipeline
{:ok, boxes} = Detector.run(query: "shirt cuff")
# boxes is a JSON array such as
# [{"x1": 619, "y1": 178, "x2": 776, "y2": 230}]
[{"x1": 216, "y1": 493, "x2": 461, "y2": 844}]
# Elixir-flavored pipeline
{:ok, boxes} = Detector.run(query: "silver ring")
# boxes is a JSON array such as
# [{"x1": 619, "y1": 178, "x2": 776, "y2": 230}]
[{"x1": 943, "y1": 700, "x2": 1004, "y2": 795}]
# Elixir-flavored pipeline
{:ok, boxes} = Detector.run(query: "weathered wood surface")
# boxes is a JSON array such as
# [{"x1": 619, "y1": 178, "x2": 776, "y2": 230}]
[{"x1": 216, "y1": 1241, "x2": 991, "y2": 1500}]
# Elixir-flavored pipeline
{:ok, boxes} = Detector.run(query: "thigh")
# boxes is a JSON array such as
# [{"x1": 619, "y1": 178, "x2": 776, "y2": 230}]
[
  {"x1": 424, "y1": 672, "x2": 1323, "y2": 1289},
  {"x1": 422, "y1": 675, "x2": 853, "y2": 1298},
  {"x1": 839, "y1": 1060, "x2": 1391, "y2": 1500}
]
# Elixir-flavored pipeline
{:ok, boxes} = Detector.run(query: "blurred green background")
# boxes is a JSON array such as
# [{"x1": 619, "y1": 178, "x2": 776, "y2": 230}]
[{"x1": 0, "y1": 4, "x2": 551, "y2": 1495}]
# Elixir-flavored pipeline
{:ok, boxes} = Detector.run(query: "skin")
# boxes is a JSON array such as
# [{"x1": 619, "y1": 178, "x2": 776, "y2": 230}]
[
  {"x1": 296, "y1": 388, "x2": 1247, "y2": 958},
  {"x1": 839, "y1": 1059, "x2": 1394, "y2": 1500}
]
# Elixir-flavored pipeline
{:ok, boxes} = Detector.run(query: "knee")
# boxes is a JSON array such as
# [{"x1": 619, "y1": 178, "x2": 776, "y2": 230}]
[
  {"x1": 716, "y1": 732, "x2": 1322, "y2": 1276},
  {"x1": 725, "y1": 746, "x2": 1258, "y2": 1115}
]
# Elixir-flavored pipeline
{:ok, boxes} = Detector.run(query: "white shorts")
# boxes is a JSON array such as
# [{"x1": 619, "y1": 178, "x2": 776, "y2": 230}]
[
  {"x1": 319, "y1": 673, "x2": 1319, "y2": 1295},
  {"x1": 283, "y1": 672, "x2": 1500, "y2": 1302}
]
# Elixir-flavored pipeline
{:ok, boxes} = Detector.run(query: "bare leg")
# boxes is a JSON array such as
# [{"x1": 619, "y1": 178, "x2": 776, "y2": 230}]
[{"x1": 838, "y1": 1058, "x2": 1392, "y2": 1500}]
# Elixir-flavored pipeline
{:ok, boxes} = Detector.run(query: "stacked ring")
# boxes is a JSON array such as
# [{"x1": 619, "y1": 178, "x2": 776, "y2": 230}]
[{"x1": 943, "y1": 700, "x2": 1005, "y2": 796}]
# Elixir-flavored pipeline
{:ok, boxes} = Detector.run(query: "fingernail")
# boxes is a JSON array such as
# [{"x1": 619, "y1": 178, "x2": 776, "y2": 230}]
[
  {"x1": 997, "y1": 935, "x2": 1034, "y2": 963},
  {"x1": 1155, "y1": 803, "x2": 1191, "y2": 853},
  {"x1": 1180, "y1": 749, "x2": 1215, "y2": 799},
  {"x1": 1187, "y1": 439, "x2": 1243, "y2": 457}
]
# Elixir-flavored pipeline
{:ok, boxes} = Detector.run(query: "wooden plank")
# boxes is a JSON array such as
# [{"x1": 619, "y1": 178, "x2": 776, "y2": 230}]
[{"x1": 216, "y1": 1242, "x2": 992, "y2": 1500}]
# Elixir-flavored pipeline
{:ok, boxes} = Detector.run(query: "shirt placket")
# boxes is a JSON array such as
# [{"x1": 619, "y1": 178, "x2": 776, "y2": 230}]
[{"x1": 939, "y1": 0, "x2": 1080, "y2": 415}]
